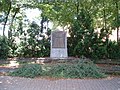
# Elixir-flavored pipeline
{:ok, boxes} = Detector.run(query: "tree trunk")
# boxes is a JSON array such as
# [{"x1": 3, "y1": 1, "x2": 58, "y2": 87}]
[
  {"x1": 103, "y1": 0, "x2": 107, "y2": 31},
  {"x1": 103, "y1": 0, "x2": 108, "y2": 58},
  {"x1": 75, "y1": 0, "x2": 79, "y2": 20},
  {"x1": 115, "y1": 0, "x2": 119, "y2": 43},
  {"x1": 9, "y1": 8, "x2": 19, "y2": 39},
  {"x1": 3, "y1": 1, "x2": 11, "y2": 36}
]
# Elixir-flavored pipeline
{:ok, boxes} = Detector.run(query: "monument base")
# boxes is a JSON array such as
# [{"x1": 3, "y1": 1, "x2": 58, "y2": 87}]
[{"x1": 50, "y1": 48, "x2": 68, "y2": 59}]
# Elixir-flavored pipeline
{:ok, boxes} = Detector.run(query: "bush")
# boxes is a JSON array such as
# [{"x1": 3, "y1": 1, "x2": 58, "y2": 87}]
[
  {"x1": 68, "y1": 9, "x2": 109, "y2": 59},
  {"x1": 14, "y1": 22, "x2": 50, "y2": 57},
  {"x1": 9, "y1": 64, "x2": 43, "y2": 78},
  {"x1": 108, "y1": 41, "x2": 120, "y2": 59},
  {"x1": 0, "y1": 35, "x2": 9, "y2": 59},
  {"x1": 47, "y1": 61, "x2": 106, "y2": 78},
  {"x1": 9, "y1": 61, "x2": 106, "y2": 78}
]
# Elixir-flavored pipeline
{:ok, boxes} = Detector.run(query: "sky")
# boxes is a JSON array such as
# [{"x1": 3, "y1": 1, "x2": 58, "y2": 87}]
[
  {"x1": 25, "y1": 8, "x2": 41, "y2": 24},
  {"x1": 25, "y1": 8, "x2": 53, "y2": 29}
]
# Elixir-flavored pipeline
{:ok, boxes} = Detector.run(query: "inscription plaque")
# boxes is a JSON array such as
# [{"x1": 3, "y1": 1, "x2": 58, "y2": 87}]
[{"x1": 52, "y1": 31, "x2": 65, "y2": 48}]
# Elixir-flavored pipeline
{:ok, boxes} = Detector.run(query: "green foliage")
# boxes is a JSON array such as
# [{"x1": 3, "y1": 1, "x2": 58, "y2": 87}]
[
  {"x1": 46, "y1": 61, "x2": 106, "y2": 78},
  {"x1": 15, "y1": 22, "x2": 50, "y2": 57},
  {"x1": 108, "y1": 41, "x2": 120, "y2": 59},
  {"x1": 68, "y1": 9, "x2": 107, "y2": 59},
  {"x1": 37, "y1": 0, "x2": 120, "y2": 59},
  {"x1": 0, "y1": 35, "x2": 9, "y2": 59},
  {"x1": 9, "y1": 64, "x2": 43, "y2": 78},
  {"x1": 9, "y1": 61, "x2": 106, "y2": 78},
  {"x1": 0, "y1": 0, "x2": 119, "y2": 59},
  {"x1": 91, "y1": 44, "x2": 107, "y2": 59}
]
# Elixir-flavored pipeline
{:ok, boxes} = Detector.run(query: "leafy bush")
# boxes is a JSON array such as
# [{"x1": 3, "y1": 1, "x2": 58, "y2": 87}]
[
  {"x1": 14, "y1": 22, "x2": 50, "y2": 57},
  {"x1": 47, "y1": 61, "x2": 106, "y2": 78},
  {"x1": 9, "y1": 64, "x2": 43, "y2": 78},
  {"x1": 68, "y1": 9, "x2": 108, "y2": 59},
  {"x1": 0, "y1": 35, "x2": 9, "y2": 59},
  {"x1": 108, "y1": 41, "x2": 120, "y2": 59}
]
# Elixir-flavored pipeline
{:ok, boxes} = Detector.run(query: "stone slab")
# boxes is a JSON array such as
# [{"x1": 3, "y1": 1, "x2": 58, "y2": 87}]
[{"x1": 50, "y1": 31, "x2": 68, "y2": 58}]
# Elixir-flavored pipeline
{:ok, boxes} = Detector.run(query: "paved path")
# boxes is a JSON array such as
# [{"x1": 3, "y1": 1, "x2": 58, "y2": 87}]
[{"x1": 0, "y1": 76, "x2": 120, "y2": 90}]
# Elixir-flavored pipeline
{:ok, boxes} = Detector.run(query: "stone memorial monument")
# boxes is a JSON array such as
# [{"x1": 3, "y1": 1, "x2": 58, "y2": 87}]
[{"x1": 50, "y1": 31, "x2": 68, "y2": 58}]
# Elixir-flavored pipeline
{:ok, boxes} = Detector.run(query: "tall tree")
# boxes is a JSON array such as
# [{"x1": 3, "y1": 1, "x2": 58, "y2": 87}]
[
  {"x1": 114, "y1": 0, "x2": 120, "y2": 42},
  {"x1": 1, "y1": 0, "x2": 12, "y2": 36}
]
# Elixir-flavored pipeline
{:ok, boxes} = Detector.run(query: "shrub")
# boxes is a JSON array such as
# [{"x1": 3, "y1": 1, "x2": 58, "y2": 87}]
[
  {"x1": 0, "y1": 35, "x2": 9, "y2": 59},
  {"x1": 9, "y1": 61, "x2": 106, "y2": 78},
  {"x1": 108, "y1": 41, "x2": 120, "y2": 59},
  {"x1": 9, "y1": 64, "x2": 43, "y2": 78},
  {"x1": 14, "y1": 22, "x2": 50, "y2": 57},
  {"x1": 47, "y1": 61, "x2": 106, "y2": 78}
]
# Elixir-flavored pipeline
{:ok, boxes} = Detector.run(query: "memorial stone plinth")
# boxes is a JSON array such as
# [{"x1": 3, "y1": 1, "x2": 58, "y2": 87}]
[{"x1": 50, "y1": 31, "x2": 68, "y2": 59}]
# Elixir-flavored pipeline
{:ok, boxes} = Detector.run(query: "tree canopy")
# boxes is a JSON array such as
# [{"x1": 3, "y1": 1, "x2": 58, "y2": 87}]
[{"x1": 0, "y1": 0, "x2": 120, "y2": 59}]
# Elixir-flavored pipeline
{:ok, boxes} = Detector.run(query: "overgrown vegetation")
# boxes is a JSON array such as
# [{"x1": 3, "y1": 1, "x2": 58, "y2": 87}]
[
  {"x1": 9, "y1": 64, "x2": 43, "y2": 78},
  {"x1": 68, "y1": 9, "x2": 120, "y2": 59},
  {"x1": 108, "y1": 41, "x2": 120, "y2": 59},
  {"x1": 14, "y1": 22, "x2": 50, "y2": 57},
  {"x1": 9, "y1": 61, "x2": 106, "y2": 78},
  {"x1": 0, "y1": 35, "x2": 9, "y2": 59},
  {"x1": 47, "y1": 61, "x2": 106, "y2": 78}
]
